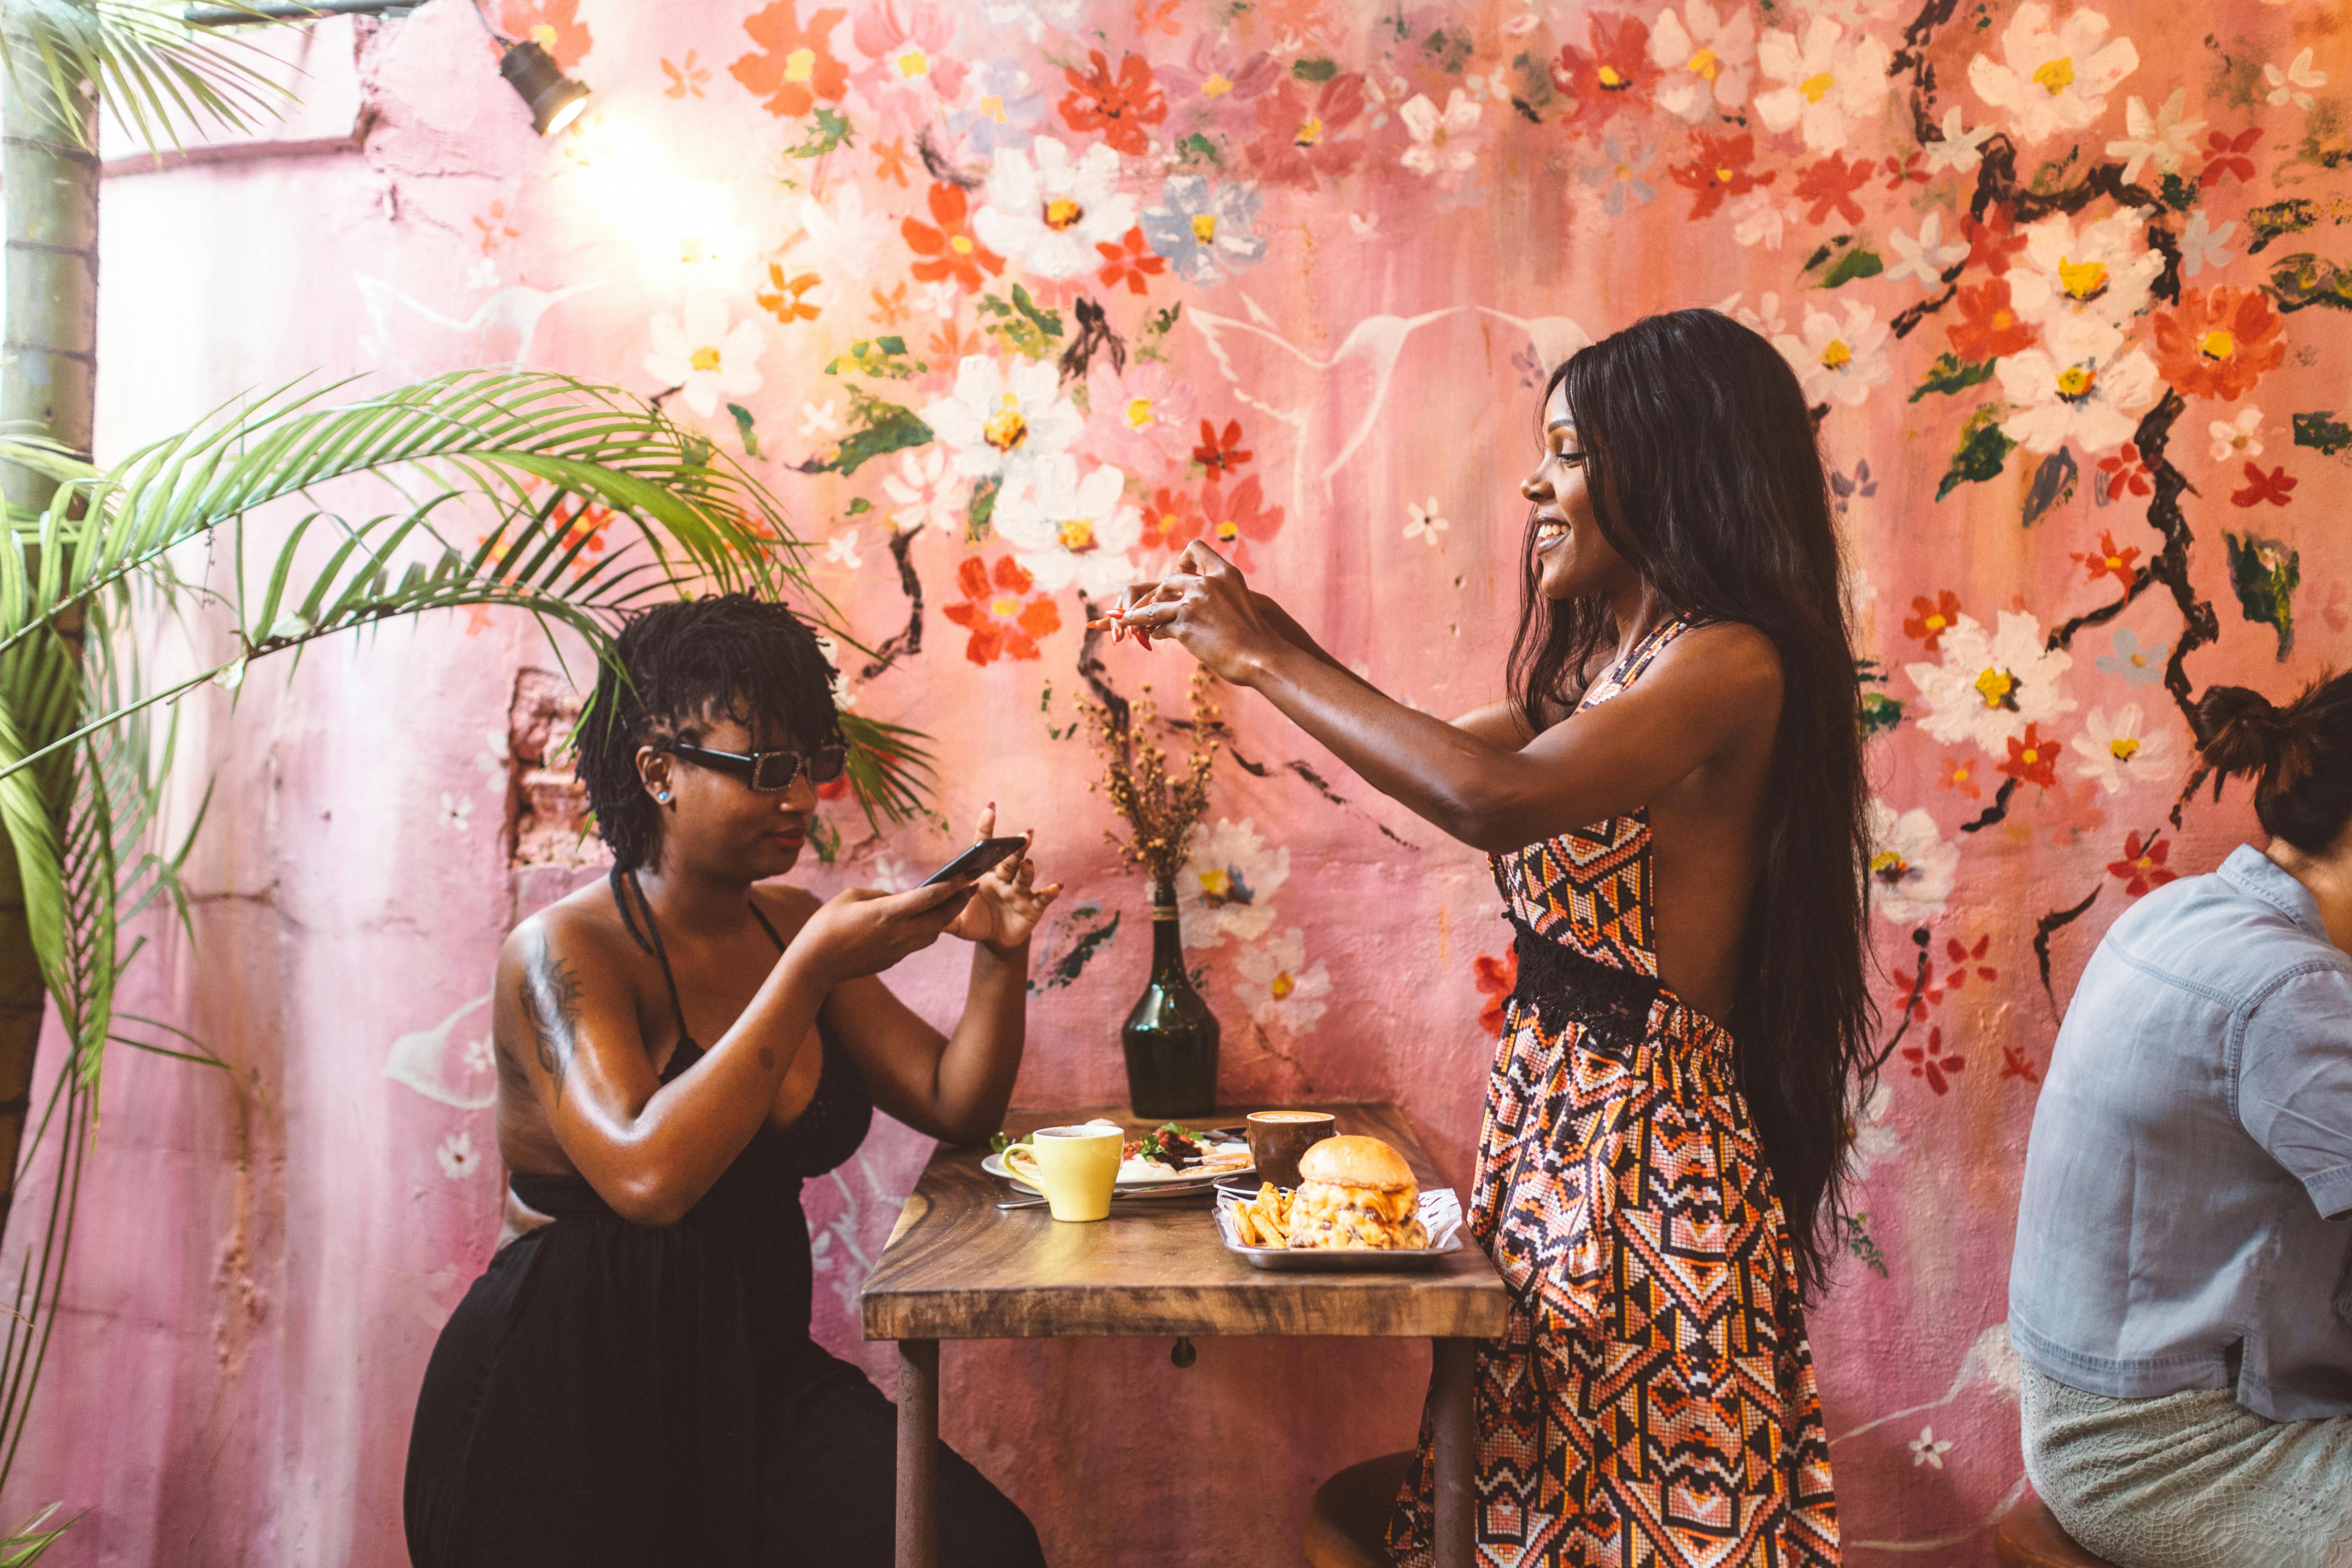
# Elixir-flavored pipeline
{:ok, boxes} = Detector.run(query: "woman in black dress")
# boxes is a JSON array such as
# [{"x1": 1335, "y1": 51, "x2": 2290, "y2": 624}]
[{"x1": 405, "y1": 594, "x2": 1056, "y2": 1568}]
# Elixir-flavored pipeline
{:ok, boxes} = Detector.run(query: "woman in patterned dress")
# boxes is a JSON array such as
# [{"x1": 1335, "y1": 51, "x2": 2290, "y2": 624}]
[{"x1": 1114, "y1": 308, "x2": 1869, "y2": 1567}]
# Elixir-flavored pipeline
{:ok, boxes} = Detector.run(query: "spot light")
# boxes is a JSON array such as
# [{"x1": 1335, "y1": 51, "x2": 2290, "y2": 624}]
[{"x1": 498, "y1": 40, "x2": 590, "y2": 137}]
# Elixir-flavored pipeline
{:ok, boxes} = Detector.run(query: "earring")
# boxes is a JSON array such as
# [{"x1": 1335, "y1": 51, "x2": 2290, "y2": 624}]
[{"x1": 657, "y1": 790, "x2": 672, "y2": 804}]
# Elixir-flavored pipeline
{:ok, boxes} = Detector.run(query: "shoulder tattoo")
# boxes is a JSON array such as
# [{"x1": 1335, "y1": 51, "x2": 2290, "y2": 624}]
[{"x1": 520, "y1": 931, "x2": 585, "y2": 1098}]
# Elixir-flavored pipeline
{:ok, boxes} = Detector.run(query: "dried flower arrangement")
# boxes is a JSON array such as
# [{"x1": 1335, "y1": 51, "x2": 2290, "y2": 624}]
[{"x1": 1077, "y1": 666, "x2": 1221, "y2": 904}]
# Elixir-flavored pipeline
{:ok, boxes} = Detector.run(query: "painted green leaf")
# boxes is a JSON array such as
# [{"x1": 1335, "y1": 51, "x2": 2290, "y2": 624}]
[
  {"x1": 2156, "y1": 171, "x2": 2199, "y2": 213},
  {"x1": 784, "y1": 106, "x2": 855, "y2": 159},
  {"x1": 1291, "y1": 56, "x2": 1338, "y2": 82},
  {"x1": 2246, "y1": 197, "x2": 2322, "y2": 255},
  {"x1": 1860, "y1": 691, "x2": 1904, "y2": 738},
  {"x1": 1936, "y1": 405, "x2": 2017, "y2": 500},
  {"x1": 2266, "y1": 252, "x2": 2352, "y2": 313},
  {"x1": 2292, "y1": 410, "x2": 2352, "y2": 456},
  {"x1": 823, "y1": 336, "x2": 927, "y2": 380},
  {"x1": 1030, "y1": 906, "x2": 1121, "y2": 993},
  {"x1": 2022, "y1": 446, "x2": 2078, "y2": 526},
  {"x1": 1819, "y1": 247, "x2": 1885, "y2": 288},
  {"x1": 827, "y1": 386, "x2": 932, "y2": 477},
  {"x1": 2224, "y1": 531, "x2": 2301, "y2": 660},
  {"x1": 1175, "y1": 132, "x2": 1221, "y2": 167},
  {"x1": 1909, "y1": 353, "x2": 1998, "y2": 402},
  {"x1": 726, "y1": 402, "x2": 763, "y2": 460},
  {"x1": 966, "y1": 473, "x2": 1001, "y2": 544},
  {"x1": 846, "y1": 496, "x2": 872, "y2": 515},
  {"x1": 1841, "y1": 1212, "x2": 1890, "y2": 1278}
]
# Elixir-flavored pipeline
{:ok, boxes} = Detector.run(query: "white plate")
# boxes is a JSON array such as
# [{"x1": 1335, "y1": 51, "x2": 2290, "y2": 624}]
[{"x1": 983, "y1": 1142, "x2": 1252, "y2": 1193}]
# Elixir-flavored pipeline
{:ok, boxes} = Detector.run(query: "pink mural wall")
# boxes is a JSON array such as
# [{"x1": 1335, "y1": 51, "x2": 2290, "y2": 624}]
[{"x1": 7, "y1": 0, "x2": 2351, "y2": 1561}]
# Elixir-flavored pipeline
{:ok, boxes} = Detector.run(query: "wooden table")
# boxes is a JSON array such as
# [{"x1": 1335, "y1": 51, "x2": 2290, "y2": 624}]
[{"x1": 862, "y1": 1104, "x2": 1509, "y2": 1568}]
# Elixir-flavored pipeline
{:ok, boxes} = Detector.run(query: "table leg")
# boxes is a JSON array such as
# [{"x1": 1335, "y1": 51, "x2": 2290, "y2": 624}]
[
  {"x1": 1432, "y1": 1337, "x2": 1477, "y2": 1568},
  {"x1": 896, "y1": 1339, "x2": 939, "y2": 1568}
]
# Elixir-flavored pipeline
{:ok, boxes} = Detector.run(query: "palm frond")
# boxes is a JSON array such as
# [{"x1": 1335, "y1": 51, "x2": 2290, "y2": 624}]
[{"x1": 0, "y1": 0, "x2": 295, "y2": 153}]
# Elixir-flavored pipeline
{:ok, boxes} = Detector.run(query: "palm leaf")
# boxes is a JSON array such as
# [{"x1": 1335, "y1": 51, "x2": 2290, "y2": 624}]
[{"x1": 0, "y1": 0, "x2": 294, "y2": 154}]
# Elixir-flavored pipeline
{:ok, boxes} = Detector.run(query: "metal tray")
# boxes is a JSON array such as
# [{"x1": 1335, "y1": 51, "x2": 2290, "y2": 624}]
[{"x1": 1213, "y1": 1187, "x2": 1467, "y2": 1271}]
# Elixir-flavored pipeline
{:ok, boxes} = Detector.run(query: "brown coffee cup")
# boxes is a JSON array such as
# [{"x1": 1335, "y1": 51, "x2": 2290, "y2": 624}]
[{"x1": 1245, "y1": 1110, "x2": 1336, "y2": 1190}]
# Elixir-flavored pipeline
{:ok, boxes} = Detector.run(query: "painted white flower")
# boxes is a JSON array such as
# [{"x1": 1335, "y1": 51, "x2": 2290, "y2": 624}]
[
  {"x1": 1885, "y1": 210, "x2": 1970, "y2": 288},
  {"x1": 1773, "y1": 300, "x2": 1891, "y2": 408},
  {"x1": 1400, "y1": 89, "x2": 1481, "y2": 176},
  {"x1": 1866, "y1": 800, "x2": 1958, "y2": 925},
  {"x1": 1753, "y1": 18, "x2": 1893, "y2": 154},
  {"x1": 798, "y1": 182, "x2": 893, "y2": 281},
  {"x1": 465, "y1": 256, "x2": 502, "y2": 291},
  {"x1": 1404, "y1": 497, "x2": 1449, "y2": 546},
  {"x1": 2007, "y1": 208, "x2": 2163, "y2": 331},
  {"x1": 1178, "y1": 817, "x2": 1291, "y2": 948},
  {"x1": 1904, "y1": 610, "x2": 2078, "y2": 752},
  {"x1": 1649, "y1": 0, "x2": 1757, "y2": 121},
  {"x1": 476, "y1": 728, "x2": 509, "y2": 791},
  {"x1": 2068, "y1": 703, "x2": 2175, "y2": 794},
  {"x1": 435, "y1": 1129, "x2": 481, "y2": 1181},
  {"x1": 1717, "y1": 288, "x2": 1789, "y2": 339},
  {"x1": 2209, "y1": 404, "x2": 2263, "y2": 463},
  {"x1": 1909, "y1": 1425, "x2": 1956, "y2": 1469},
  {"x1": 825, "y1": 529, "x2": 863, "y2": 570},
  {"x1": 914, "y1": 280, "x2": 960, "y2": 317},
  {"x1": 2178, "y1": 211, "x2": 2237, "y2": 280},
  {"x1": 976, "y1": 0, "x2": 1079, "y2": 43},
  {"x1": 800, "y1": 398, "x2": 843, "y2": 437},
  {"x1": 972, "y1": 137, "x2": 1137, "y2": 280},
  {"x1": 1920, "y1": 106, "x2": 1994, "y2": 173},
  {"x1": 2265, "y1": 47, "x2": 2326, "y2": 111},
  {"x1": 1969, "y1": 2, "x2": 2139, "y2": 145},
  {"x1": 1233, "y1": 927, "x2": 1333, "y2": 1035},
  {"x1": 1848, "y1": 1078, "x2": 1901, "y2": 1179},
  {"x1": 919, "y1": 355, "x2": 1083, "y2": 482},
  {"x1": 461, "y1": 1034, "x2": 496, "y2": 1075},
  {"x1": 644, "y1": 297, "x2": 766, "y2": 418},
  {"x1": 438, "y1": 792, "x2": 475, "y2": 833},
  {"x1": 1995, "y1": 316, "x2": 2160, "y2": 454},
  {"x1": 880, "y1": 445, "x2": 964, "y2": 535},
  {"x1": 1729, "y1": 188, "x2": 1796, "y2": 251},
  {"x1": 2104, "y1": 88, "x2": 2204, "y2": 184},
  {"x1": 991, "y1": 453, "x2": 1142, "y2": 598}
]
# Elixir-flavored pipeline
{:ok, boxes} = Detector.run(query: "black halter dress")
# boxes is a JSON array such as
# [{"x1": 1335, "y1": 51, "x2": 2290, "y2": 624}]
[{"x1": 404, "y1": 873, "x2": 1043, "y2": 1568}]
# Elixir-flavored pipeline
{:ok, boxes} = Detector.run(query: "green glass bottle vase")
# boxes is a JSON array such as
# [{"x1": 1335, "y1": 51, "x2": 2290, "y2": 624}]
[{"x1": 1120, "y1": 880, "x2": 1220, "y2": 1119}]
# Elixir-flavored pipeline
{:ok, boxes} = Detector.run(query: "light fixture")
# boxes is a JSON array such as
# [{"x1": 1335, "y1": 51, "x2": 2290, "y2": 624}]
[{"x1": 498, "y1": 40, "x2": 590, "y2": 137}]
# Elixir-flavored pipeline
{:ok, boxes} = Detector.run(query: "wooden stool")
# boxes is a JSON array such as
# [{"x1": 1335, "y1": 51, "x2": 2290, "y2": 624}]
[
  {"x1": 1303, "y1": 1450, "x2": 1413, "y2": 1568},
  {"x1": 1995, "y1": 1494, "x2": 2121, "y2": 1568}
]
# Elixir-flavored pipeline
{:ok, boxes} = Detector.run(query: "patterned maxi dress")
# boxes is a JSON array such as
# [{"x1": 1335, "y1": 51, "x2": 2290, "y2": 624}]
[{"x1": 1389, "y1": 616, "x2": 1840, "y2": 1568}]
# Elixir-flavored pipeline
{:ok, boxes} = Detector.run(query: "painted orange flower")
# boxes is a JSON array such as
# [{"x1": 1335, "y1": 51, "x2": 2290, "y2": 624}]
[
  {"x1": 1140, "y1": 486, "x2": 1203, "y2": 554},
  {"x1": 1198, "y1": 474, "x2": 1283, "y2": 569},
  {"x1": 903, "y1": 182, "x2": 1005, "y2": 291},
  {"x1": 502, "y1": 0, "x2": 592, "y2": 68},
  {"x1": 927, "y1": 319, "x2": 983, "y2": 363},
  {"x1": 1246, "y1": 74, "x2": 1367, "y2": 187},
  {"x1": 1550, "y1": 13, "x2": 1658, "y2": 132},
  {"x1": 1999, "y1": 722, "x2": 2059, "y2": 788},
  {"x1": 1945, "y1": 278, "x2": 2037, "y2": 361},
  {"x1": 872, "y1": 136, "x2": 912, "y2": 187},
  {"x1": 1958, "y1": 206, "x2": 2027, "y2": 277},
  {"x1": 1193, "y1": 417, "x2": 1252, "y2": 476},
  {"x1": 1669, "y1": 131, "x2": 1772, "y2": 219},
  {"x1": 757, "y1": 264, "x2": 824, "y2": 325},
  {"x1": 2072, "y1": 528, "x2": 2141, "y2": 588},
  {"x1": 2095, "y1": 447, "x2": 2151, "y2": 504},
  {"x1": 2152, "y1": 286, "x2": 2285, "y2": 402},
  {"x1": 1903, "y1": 589, "x2": 1963, "y2": 652},
  {"x1": 1792, "y1": 153, "x2": 1872, "y2": 226},
  {"x1": 1095, "y1": 225, "x2": 1167, "y2": 295},
  {"x1": 1058, "y1": 50, "x2": 1166, "y2": 156},
  {"x1": 732, "y1": 2, "x2": 849, "y2": 118},
  {"x1": 1939, "y1": 753, "x2": 1981, "y2": 799},
  {"x1": 941, "y1": 555, "x2": 1061, "y2": 665},
  {"x1": 1473, "y1": 949, "x2": 1518, "y2": 1037}
]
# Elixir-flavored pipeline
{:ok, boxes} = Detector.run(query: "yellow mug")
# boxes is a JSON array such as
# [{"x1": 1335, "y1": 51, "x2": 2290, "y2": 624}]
[{"x1": 1008, "y1": 1124, "x2": 1122, "y2": 1221}]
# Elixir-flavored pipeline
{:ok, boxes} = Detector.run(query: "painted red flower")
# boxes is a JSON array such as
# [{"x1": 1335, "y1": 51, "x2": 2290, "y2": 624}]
[
  {"x1": 1058, "y1": 50, "x2": 1166, "y2": 156},
  {"x1": 732, "y1": 2, "x2": 849, "y2": 118},
  {"x1": 1246, "y1": 73, "x2": 1367, "y2": 187},
  {"x1": 2107, "y1": 830, "x2": 2178, "y2": 896},
  {"x1": 903, "y1": 182, "x2": 1005, "y2": 291},
  {"x1": 1902, "y1": 1025, "x2": 1966, "y2": 1095},
  {"x1": 1193, "y1": 417, "x2": 1253, "y2": 476},
  {"x1": 2198, "y1": 127, "x2": 2262, "y2": 188},
  {"x1": 1140, "y1": 486, "x2": 1203, "y2": 554},
  {"x1": 1999, "y1": 722, "x2": 2060, "y2": 789},
  {"x1": 1942, "y1": 934, "x2": 1996, "y2": 993},
  {"x1": 1669, "y1": 131, "x2": 1773, "y2": 219},
  {"x1": 1999, "y1": 1044, "x2": 2042, "y2": 1084},
  {"x1": 1882, "y1": 150, "x2": 1928, "y2": 191},
  {"x1": 1095, "y1": 225, "x2": 1166, "y2": 295},
  {"x1": 1793, "y1": 154, "x2": 1872, "y2": 226},
  {"x1": 1473, "y1": 949, "x2": 1518, "y2": 1037},
  {"x1": 1198, "y1": 474, "x2": 1283, "y2": 569},
  {"x1": 941, "y1": 555, "x2": 1062, "y2": 665},
  {"x1": 2152, "y1": 286, "x2": 2286, "y2": 402},
  {"x1": 2094, "y1": 448, "x2": 2152, "y2": 505},
  {"x1": 501, "y1": 0, "x2": 592, "y2": 68},
  {"x1": 1891, "y1": 970, "x2": 1944, "y2": 1023},
  {"x1": 2231, "y1": 462, "x2": 2297, "y2": 509},
  {"x1": 1959, "y1": 206, "x2": 2028, "y2": 277},
  {"x1": 1941, "y1": 753, "x2": 1982, "y2": 800},
  {"x1": 1945, "y1": 277, "x2": 2038, "y2": 361},
  {"x1": 1550, "y1": 13, "x2": 1659, "y2": 132},
  {"x1": 2072, "y1": 527, "x2": 2142, "y2": 586},
  {"x1": 1903, "y1": 589, "x2": 1963, "y2": 651}
]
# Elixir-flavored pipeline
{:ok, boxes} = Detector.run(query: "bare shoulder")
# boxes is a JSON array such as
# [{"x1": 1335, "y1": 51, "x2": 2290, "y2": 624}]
[
  {"x1": 499, "y1": 878, "x2": 635, "y2": 978},
  {"x1": 1652, "y1": 621, "x2": 1785, "y2": 705},
  {"x1": 749, "y1": 879, "x2": 823, "y2": 940}
]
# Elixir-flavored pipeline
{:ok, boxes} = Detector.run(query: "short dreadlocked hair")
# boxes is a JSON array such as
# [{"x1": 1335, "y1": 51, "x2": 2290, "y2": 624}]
[{"x1": 578, "y1": 594, "x2": 842, "y2": 873}]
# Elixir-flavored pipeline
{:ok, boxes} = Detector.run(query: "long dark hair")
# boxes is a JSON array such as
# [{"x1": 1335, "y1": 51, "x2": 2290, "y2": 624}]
[
  {"x1": 2198, "y1": 673, "x2": 2352, "y2": 852},
  {"x1": 1507, "y1": 307, "x2": 1872, "y2": 1301},
  {"x1": 577, "y1": 594, "x2": 842, "y2": 873}
]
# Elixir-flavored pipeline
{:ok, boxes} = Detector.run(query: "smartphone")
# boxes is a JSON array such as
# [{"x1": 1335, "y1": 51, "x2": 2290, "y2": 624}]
[{"x1": 916, "y1": 836, "x2": 1030, "y2": 889}]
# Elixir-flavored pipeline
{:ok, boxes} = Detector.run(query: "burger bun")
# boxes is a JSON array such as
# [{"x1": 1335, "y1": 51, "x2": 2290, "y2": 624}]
[{"x1": 1297, "y1": 1135, "x2": 1415, "y2": 1193}]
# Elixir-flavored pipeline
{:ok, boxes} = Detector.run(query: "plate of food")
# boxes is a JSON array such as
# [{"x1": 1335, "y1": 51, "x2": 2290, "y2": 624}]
[
  {"x1": 986, "y1": 1121, "x2": 1253, "y2": 1194},
  {"x1": 1214, "y1": 1135, "x2": 1465, "y2": 1271}
]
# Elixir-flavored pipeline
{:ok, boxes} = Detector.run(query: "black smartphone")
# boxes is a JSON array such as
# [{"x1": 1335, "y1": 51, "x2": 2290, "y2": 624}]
[{"x1": 916, "y1": 836, "x2": 1029, "y2": 889}]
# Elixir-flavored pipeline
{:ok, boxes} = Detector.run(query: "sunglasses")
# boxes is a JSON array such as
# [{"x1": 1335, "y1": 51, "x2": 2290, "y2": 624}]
[{"x1": 660, "y1": 742, "x2": 848, "y2": 792}]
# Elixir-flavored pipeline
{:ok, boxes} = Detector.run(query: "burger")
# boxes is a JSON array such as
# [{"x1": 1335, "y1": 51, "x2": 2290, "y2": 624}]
[{"x1": 1287, "y1": 1136, "x2": 1428, "y2": 1250}]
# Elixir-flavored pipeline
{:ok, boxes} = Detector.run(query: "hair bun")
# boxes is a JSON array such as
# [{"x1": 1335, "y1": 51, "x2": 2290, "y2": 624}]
[{"x1": 2198, "y1": 684, "x2": 2308, "y2": 789}]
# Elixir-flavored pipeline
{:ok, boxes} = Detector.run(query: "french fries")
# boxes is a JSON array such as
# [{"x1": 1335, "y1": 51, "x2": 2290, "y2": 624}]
[{"x1": 1231, "y1": 1183, "x2": 1294, "y2": 1249}]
